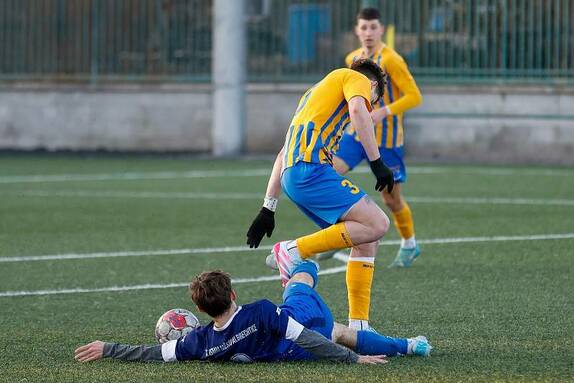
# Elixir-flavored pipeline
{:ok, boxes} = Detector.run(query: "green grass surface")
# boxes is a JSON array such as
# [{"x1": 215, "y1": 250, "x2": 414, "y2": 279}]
[{"x1": 1, "y1": 154, "x2": 573, "y2": 382}]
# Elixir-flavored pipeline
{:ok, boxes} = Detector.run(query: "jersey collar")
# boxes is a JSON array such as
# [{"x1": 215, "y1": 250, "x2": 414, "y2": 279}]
[
  {"x1": 213, "y1": 306, "x2": 243, "y2": 332},
  {"x1": 362, "y1": 43, "x2": 386, "y2": 60}
]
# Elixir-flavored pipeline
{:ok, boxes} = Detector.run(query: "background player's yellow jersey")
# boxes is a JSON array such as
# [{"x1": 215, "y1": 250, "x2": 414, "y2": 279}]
[
  {"x1": 345, "y1": 44, "x2": 422, "y2": 149},
  {"x1": 283, "y1": 68, "x2": 372, "y2": 169}
]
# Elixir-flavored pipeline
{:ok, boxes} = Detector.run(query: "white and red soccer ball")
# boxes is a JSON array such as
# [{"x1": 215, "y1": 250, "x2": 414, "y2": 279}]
[{"x1": 155, "y1": 308, "x2": 200, "y2": 344}]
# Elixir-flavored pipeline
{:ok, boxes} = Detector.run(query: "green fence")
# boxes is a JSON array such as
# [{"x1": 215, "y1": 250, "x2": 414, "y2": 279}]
[{"x1": 0, "y1": 0, "x2": 572, "y2": 84}]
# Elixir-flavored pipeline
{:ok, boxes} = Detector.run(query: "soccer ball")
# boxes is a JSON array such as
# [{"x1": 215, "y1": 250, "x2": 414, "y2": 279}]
[{"x1": 155, "y1": 308, "x2": 200, "y2": 344}]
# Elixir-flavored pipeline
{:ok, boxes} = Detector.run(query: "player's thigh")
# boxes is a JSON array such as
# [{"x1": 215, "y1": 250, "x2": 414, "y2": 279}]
[{"x1": 342, "y1": 194, "x2": 388, "y2": 228}]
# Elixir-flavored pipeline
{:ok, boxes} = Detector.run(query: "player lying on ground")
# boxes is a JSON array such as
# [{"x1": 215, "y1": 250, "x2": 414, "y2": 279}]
[{"x1": 75, "y1": 262, "x2": 431, "y2": 363}]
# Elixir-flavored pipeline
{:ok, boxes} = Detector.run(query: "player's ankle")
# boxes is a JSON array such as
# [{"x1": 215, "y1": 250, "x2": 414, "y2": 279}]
[
  {"x1": 348, "y1": 319, "x2": 369, "y2": 330},
  {"x1": 286, "y1": 240, "x2": 303, "y2": 260},
  {"x1": 401, "y1": 236, "x2": 416, "y2": 249}
]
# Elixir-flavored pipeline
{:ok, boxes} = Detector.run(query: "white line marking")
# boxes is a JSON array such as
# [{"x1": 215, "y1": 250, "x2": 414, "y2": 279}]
[
  {"x1": 0, "y1": 265, "x2": 348, "y2": 297},
  {"x1": 0, "y1": 169, "x2": 271, "y2": 184},
  {"x1": 1, "y1": 233, "x2": 573, "y2": 264},
  {"x1": 407, "y1": 196, "x2": 574, "y2": 207},
  {"x1": 5, "y1": 190, "x2": 574, "y2": 207},
  {"x1": 2, "y1": 233, "x2": 573, "y2": 298},
  {"x1": 0, "y1": 166, "x2": 572, "y2": 184},
  {"x1": 9, "y1": 190, "x2": 261, "y2": 200},
  {"x1": 0, "y1": 245, "x2": 263, "y2": 263}
]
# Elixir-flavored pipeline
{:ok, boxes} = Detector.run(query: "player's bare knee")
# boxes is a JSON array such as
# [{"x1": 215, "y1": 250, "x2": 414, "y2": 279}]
[
  {"x1": 331, "y1": 323, "x2": 357, "y2": 349},
  {"x1": 286, "y1": 272, "x2": 314, "y2": 288},
  {"x1": 371, "y1": 211, "x2": 390, "y2": 239}
]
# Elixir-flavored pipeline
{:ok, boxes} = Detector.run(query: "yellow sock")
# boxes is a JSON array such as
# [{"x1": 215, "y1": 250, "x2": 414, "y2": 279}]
[
  {"x1": 392, "y1": 203, "x2": 415, "y2": 239},
  {"x1": 346, "y1": 258, "x2": 375, "y2": 321},
  {"x1": 296, "y1": 222, "x2": 353, "y2": 259}
]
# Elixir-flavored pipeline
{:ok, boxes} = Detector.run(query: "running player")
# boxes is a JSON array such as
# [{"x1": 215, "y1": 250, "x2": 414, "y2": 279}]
[
  {"x1": 246, "y1": 59, "x2": 393, "y2": 331},
  {"x1": 335, "y1": 8, "x2": 423, "y2": 268},
  {"x1": 74, "y1": 262, "x2": 431, "y2": 363}
]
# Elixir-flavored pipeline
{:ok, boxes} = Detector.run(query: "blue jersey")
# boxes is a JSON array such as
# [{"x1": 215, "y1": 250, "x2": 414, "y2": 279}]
[{"x1": 161, "y1": 299, "x2": 309, "y2": 363}]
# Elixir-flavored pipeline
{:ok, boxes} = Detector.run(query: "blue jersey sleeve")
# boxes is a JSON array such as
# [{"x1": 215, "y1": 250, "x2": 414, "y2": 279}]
[
  {"x1": 174, "y1": 328, "x2": 207, "y2": 361},
  {"x1": 257, "y1": 299, "x2": 291, "y2": 338}
]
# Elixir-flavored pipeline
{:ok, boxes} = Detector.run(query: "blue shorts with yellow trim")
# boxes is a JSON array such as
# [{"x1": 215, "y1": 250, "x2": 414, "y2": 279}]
[
  {"x1": 335, "y1": 133, "x2": 407, "y2": 183},
  {"x1": 281, "y1": 161, "x2": 366, "y2": 229}
]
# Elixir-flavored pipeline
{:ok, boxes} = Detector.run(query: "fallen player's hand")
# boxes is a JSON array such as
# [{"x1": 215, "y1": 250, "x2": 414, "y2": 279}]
[
  {"x1": 357, "y1": 354, "x2": 388, "y2": 365},
  {"x1": 74, "y1": 340, "x2": 105, "y2": 362},
  {"x1": 246, "y1": 207, "x2": 275, "y2": 248},
  {"x1": 369, "y1": 158, "x2": 394, "y2": 193}
]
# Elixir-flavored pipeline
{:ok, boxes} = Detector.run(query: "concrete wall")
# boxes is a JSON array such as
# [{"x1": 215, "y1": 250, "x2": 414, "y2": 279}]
[
  {"x1": 0, "y1": 85, "x2": 212, "y2": 152},
  {"x1": 405, "y1": 85, "x2": 574, "y2": 165},
  {"x1": 1, "y1": 83, "x2": 573, "y2": 164}
]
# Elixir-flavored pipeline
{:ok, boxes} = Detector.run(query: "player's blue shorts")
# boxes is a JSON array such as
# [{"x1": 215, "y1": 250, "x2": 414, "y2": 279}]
[
  {"x1": 281, "y1": 161, "x2": 366, "y2": 229},
  {"x1": 280, "y1": 282, "x2": 334, "y2": 340},
  {"x1": 336, "y1": 133, "x2": 407, "y2": 183}
]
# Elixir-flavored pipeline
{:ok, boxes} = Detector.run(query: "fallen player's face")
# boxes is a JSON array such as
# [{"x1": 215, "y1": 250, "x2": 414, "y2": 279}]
[{"x1": 356, "y1": 19, "x2": 384, "y2": 49}]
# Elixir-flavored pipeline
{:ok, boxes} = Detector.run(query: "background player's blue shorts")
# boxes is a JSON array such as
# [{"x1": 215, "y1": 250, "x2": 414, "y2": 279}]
[
  {"x1": 336, "y1": 133, "x2": 408, "y2": 183},
  {"x1": 280, "y1": 282, "x2": 334, "y2": 340},
  {"x1": 281, "y1": 161, "x2": 366, "y2": 229}
]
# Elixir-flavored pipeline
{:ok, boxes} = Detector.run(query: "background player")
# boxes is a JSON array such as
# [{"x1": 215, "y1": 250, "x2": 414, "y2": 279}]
[
  {"x1": 74, "y1": 264, "x2": 431, "y2": 363},
  {"x1": 246, "y1": 59, "x2": 394, "y2": 332},
  {"x1": 334, "y1": 8, "x2": 423, "y2": 268}
]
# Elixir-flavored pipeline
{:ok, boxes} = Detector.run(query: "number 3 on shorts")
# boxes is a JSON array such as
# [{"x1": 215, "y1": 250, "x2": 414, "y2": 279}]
[{"x1": 341, "y1": 179, "x2": 360, "y2": 194}]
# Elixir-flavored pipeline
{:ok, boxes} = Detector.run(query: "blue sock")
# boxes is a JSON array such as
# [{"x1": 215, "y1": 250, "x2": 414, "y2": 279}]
[
  {"x1": 291, "y1": 261, "x2": 319, "y2": 288},
  {"x1": 356, "y1": 330, "x2": 408, "y2": 356}
]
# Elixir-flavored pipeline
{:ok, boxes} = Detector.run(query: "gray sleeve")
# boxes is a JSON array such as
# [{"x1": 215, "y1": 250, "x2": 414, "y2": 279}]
[
  {"x1": 293, "y1": 327, "x2": 359, "y2": 363},
  {"x1": 103, "y1": 342, "x2": 163, "y2": 362}
]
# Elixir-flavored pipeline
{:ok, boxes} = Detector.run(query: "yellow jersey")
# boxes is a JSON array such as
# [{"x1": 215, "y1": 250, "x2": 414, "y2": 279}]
[
  {"x1": 283, "y1": 68, "x2": 372, "y2": 169},
  {"x1": 345, "y1": 44, "x2": 422, "y2": 148}
]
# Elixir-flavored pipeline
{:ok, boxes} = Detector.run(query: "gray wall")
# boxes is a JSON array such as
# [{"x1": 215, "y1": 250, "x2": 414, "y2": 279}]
[{"x1": 1, "y1": 83, "x2": 573, "y2": 164}]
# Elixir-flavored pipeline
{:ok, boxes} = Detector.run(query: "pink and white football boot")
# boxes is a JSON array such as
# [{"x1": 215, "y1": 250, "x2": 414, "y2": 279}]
[{"x1": 265, "y1": 241, "x2": 303, "y2": 287}]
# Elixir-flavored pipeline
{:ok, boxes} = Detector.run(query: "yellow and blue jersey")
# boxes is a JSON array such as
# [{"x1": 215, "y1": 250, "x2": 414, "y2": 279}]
[
  {"x1": 344, "y1": 44, "x2": 422, "y2": 149},
  {"x1": 283, "y1": 68, "x2": 372, "y2": 169}
]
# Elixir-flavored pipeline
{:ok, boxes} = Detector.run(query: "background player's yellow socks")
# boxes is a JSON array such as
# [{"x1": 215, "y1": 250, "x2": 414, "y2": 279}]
[
  {"x1": 296, "y1": 222, "x2": 353, "y2": 259},
  {"x1": 392, "y1": 203, "x2": 415, "y2": 240},
  {"x1": 346, "y1": 257, "x2": 375, "y2": 321}
]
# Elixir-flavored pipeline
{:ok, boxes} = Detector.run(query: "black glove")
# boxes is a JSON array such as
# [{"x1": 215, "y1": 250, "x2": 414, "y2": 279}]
[
  {"x1": 246, "y1": 207, "x2": 275, "y2": 248},
  {"x1": 369, "y1": 159, "x2": 394, "y2": 193}
]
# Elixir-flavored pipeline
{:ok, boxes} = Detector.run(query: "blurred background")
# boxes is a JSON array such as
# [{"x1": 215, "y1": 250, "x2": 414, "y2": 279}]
[{"x1": 0, "y1": 0, "x2": 572, "y2": 164}]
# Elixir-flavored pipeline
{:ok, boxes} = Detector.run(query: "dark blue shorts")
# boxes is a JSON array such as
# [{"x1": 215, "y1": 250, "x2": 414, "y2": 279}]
[
  {"x1": 280, "y1": 282, "x2": 334, "y2": 340},
  {"x1": 335, "y1": 133, "x2": 407, "y2": 183}
]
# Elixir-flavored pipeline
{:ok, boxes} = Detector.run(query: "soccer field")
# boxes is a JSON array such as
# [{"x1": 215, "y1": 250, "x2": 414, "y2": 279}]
[{"x1": 1, "y1": 154, "x2": 572, "y2": 382}]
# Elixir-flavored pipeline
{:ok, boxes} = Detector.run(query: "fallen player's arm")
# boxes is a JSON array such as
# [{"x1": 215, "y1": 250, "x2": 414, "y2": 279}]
[
  {"x1": 75, "y1": 340, "x2": 164, "y2": 362},
  {"x1": 73, "y1": 332, "x2": 345, "y2": 363}
]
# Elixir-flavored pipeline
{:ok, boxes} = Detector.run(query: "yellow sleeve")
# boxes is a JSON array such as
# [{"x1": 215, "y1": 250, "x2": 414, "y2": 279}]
[
  {"x1": 344, "y1": 53, "x2": 354, "y2": 68},
  {"x1": 385, "y1": 53, "x2": 422, "y2": 115},
  {"x1": 342, "y1": 71, "x2": 372, "y2": 111}
]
